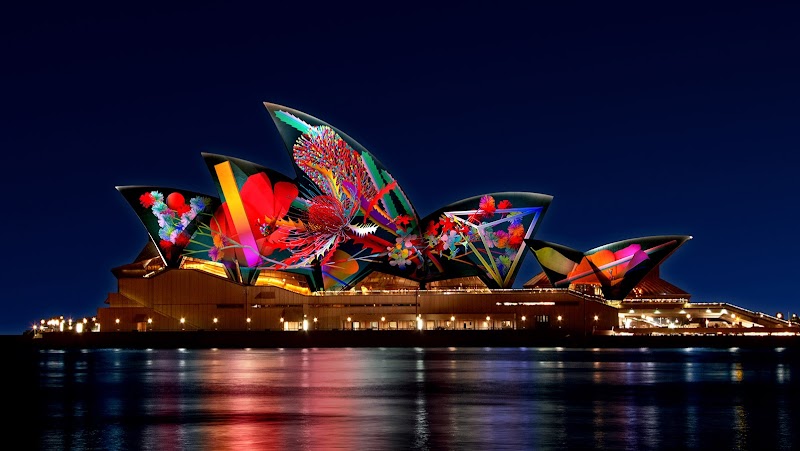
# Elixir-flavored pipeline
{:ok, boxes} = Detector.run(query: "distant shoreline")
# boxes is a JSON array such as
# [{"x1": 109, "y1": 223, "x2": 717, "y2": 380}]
[{"x1": 5, "y1": 330, "x2": 800, "y2": 351}]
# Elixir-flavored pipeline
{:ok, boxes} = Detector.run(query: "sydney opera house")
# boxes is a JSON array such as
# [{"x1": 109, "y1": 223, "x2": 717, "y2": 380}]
[{"x1": 96, "y1": 103, "x2": 789, "y2": 335}]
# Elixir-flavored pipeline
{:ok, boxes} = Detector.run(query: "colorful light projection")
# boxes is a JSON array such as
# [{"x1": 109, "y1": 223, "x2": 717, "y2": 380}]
[
  {"x1": 527, "y1": 236, "x2": 691, "y2": 300},
  {"x1": 117, "y1": 186, "x2": 219, "y2": 267},
  {"x1": 119, "y1": 104, "x2": 553, "y2": 291},
  {"x1": 417, "y1": 193, "x2": 551, "y2": 288}
]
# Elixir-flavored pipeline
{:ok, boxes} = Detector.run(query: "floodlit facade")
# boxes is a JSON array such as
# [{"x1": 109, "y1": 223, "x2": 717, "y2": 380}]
[{"x1": 97, "y1": 103, "x2": 789, "y2": 334}]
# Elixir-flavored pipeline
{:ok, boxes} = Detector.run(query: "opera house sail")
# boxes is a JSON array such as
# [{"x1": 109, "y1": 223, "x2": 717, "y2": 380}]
[{"x1": 92, "y1": 103, "x2": 785, "y2": 335}]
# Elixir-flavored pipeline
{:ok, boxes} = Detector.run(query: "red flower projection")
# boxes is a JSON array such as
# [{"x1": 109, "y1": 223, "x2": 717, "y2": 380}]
[{"x1": 211, "y1": 172, "x2": 299, "y2": 259}]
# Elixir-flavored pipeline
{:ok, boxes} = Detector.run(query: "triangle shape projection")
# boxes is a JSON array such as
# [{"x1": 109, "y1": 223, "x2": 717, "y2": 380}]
[
  {"x1": 117, "y1": 186, "x2": 219, "y2": 267},
  {"x1": 443, "y1": 207, "x2": 543, "y2": 287}
]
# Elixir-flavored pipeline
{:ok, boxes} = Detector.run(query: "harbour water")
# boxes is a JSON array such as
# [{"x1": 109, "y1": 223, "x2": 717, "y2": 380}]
[{"x1": 18, "y1": 347, "x2": 800, "y2": 449}]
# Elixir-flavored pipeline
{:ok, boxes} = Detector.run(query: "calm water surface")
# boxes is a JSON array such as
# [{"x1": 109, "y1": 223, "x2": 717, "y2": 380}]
[{"x1": 18, "y1": 347, "x2": 800, "y2": 450}]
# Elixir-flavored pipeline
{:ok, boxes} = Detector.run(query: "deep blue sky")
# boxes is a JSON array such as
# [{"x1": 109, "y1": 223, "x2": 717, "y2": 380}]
[{"x1": 2, "y1": 2, "x2": 799, "y2": 333}]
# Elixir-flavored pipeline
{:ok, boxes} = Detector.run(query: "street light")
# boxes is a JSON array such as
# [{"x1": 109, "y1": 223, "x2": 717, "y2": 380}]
[
  {"x1": 115, "y1": 318, "x2": 120, "y2": 331},
  {"x1": 313, "y1": 317, "x2": 318, "y2": 330},
  {"x1": 147, "y1": 317, "x2": 152, "y2": 331}
]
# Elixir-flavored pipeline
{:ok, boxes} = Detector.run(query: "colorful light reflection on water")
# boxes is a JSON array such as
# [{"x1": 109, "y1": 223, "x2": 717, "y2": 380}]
[{"x1": 18, "y1": 348, "x2": 800, "y2": 450}]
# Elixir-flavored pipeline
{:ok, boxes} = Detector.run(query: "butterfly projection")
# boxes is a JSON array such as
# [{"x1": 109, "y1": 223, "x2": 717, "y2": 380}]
[
  {"x1": 526, "y1": 236, "x2": 692, "y2": 300},
  {"x1": 119, "y1": 103, "x2": 554, "y2": 291}
]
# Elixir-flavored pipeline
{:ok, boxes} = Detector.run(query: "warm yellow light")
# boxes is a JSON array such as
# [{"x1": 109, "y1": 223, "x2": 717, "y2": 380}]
[
  {"x1": 450, "y1": 316, "x2": 455, "y2": 321},
  {"x1": 731, "y1": 314, "x2": 736, "y2": 319},
  {"x1": 213, "y1": 318, "x2": 218, "y2": 323},
  {"x1": 32, "y1": 325, "x2": 37, "y2": 331},
  {"x1": 557, "y1": 315, "x2": 562, "y2": 321},
  {"x1": 115, "y1": 318, "x2": 120, "y2": 324},
  {"x1": 40, "y1": 319, "x2": 45, "y2": 325},
  {"x1": 654, "y1": 310, "x2": 661, "y2": 315},
  {"x1": 416, "y1": 317, "x2": 423, "y2": 330},
  {"x1": 313, "y1": 317, "x2": 318, "y2": 323},
  {"x1": 147, "y1": 318, "x2": 153, "y2": 324},
  {"x1": 280, "y1": 317, "x2": 284, "y2": 322},
  {"x1": 347, "y1": 317, "x2": 352, "y2": 322},
  {"x1": 246, "y1": 317, "x2": 251, "y2": 323},
  {"x1": 381, "y1": 316, "x2": 386, "y2": 322},
  {"x1": 686, "y1": 314, "x2": 691, "y2": 319},
  {"x1": 303, "y1": 319, "x2": 309, "y2": 331},
  {"x1": 75, "y1": 323, "x2": 84, "y2": 334},
  {"x1": 521, "y1": 315, "x2": 526, "y2": 321},
  {"x1": 594, "y1": 315, "x2": 599, "y2": 321},
  {"x1": 679, "y1": 310, "x2": 686, "y2": 314},
  {"x1": 777, "y1": 312, "x2": 783, "y2": 319},
  {"x1": 180, "y1": 318, "x2": 185, "y2": 324},
  {"x1": 629, "y1": 309, "x2": 635, "y2": 314},
  {"x1": 486, "y1": 316, "x2": 491, "y2": 321},
  {"x1": 83, "y1": 318, "x2": 88, "y2": 324}
]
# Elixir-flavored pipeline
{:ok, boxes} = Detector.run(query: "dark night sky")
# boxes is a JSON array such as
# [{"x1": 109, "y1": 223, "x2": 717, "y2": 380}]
[{"x1": 2, "y1": 2, "x2": 799, "y2": 333}]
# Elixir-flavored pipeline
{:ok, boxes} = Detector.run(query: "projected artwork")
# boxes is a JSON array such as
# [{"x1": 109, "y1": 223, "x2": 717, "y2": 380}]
[
  {"x1": 526, "y1": 236, "x2": 691, "y2": 300},
  {"x1": 119, "y1": 103, "x2": 554, "y2": 290},
  {"x1": 417, "y1": 193, "x2": 551, "y2": 288},
  {"x1": 117, "y1": 186, "x2": 219, "y2": 267}
]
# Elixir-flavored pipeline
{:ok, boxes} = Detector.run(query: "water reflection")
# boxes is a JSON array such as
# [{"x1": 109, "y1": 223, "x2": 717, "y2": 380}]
[{"x1": 18, "y1": 348, "x2": 800, "y2": 450}]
